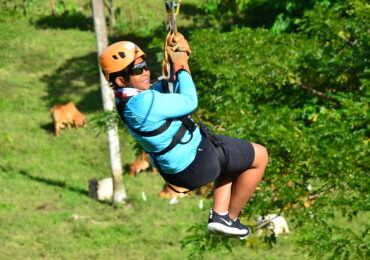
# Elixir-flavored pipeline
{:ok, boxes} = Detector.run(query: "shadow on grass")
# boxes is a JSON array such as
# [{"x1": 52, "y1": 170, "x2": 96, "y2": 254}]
[
  {"x1": 19, "y1": 170, "x2": 116, "y2": 206},
  {"x1": 32, "y1": 11, "x2": 93, "y2": 31},
  {"x1": 41, "y1": 122, "x2": 55, "y2": 135},
  {"x1": 41, "y1": 52, "x2": 101, "y2": 112},
  {"x1": 123, "y1": 163, "x2": 131, "y2": 174},
  {"x1": 1, "y1": 166, "x2": 113, "y2": 206},
  {"x1": 18, "y1": 169, "x2": 87, "y2": 197}
]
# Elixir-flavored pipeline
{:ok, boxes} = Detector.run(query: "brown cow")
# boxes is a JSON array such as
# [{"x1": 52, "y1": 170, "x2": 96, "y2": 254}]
[
  {"x1": 50, "y1": 102, "x2": 87, "y2": 136},
  {"x1": 129, "y1": 151, "x2": 157, "y2": 176}
]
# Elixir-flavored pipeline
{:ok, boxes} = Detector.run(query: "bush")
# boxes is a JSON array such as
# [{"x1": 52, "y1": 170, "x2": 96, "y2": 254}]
[{"x1": 187, "y1": 1, "x2": 369, "y2": 258}]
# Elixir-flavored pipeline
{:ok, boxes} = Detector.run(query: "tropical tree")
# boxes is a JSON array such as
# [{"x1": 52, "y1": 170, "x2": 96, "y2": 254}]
[
  {"x1": 182, "y1": 0, "x2": 369, "y2": 259},
  {"x1": 91, "y1": 0, "x2": 127, "y2": 206}
]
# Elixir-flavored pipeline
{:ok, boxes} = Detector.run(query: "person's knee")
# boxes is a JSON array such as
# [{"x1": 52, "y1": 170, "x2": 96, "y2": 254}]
[
  {"x1": 260, "y1": 145, "x2": 268, "y2": 167},
  {"x1": 252, "y1": 143, "x2": 268, "y2": 168}
]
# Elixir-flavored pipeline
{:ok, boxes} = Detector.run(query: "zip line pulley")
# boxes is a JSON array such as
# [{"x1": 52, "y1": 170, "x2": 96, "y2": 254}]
[{"x1": 162, "y1": 0, "x2": 182, "y2": 83}]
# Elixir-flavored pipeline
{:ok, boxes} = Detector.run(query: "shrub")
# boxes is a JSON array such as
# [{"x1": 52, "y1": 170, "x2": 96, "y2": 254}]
[{"x1": 186, "y1": 2, "x2": 369, "y2": 257}]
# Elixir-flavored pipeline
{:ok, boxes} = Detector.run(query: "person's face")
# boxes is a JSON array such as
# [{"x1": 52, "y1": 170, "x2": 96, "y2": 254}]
[{"x1": 128, "y1": 57, "x2": 150, "y2": 90}]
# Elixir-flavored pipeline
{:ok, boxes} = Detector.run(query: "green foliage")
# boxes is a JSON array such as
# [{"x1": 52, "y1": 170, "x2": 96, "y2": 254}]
[
  {"x1": 198, "y1": 0, "x2": 318, "y2": 32},
  {"x1": 297, "y1": 220, "x2": 370, "y2": 259},
  {"x1": 296, "y1": 0, "x2": 370, "y2": 94},
  {"x1": 89, "y1": 110, "x2": 123, "y2": 135},
  {"x1": 189, "y1": 1, "x2": 369, "y2": 258},
  {"x1": 181, "y1": 217, "x2": 284, "y2": 259},
  {"x1": 89, "y1": 110, "x2": 146, "y2": 156},
  {"x1": 181, "y1": 224, "x2": 233, "y2": 259},
  {"x1": 0, "y1": 0, "x2": 85, "y2": 17},
  {"x1": 112, "y1": 1, "x2": 166, "y2": 37}
]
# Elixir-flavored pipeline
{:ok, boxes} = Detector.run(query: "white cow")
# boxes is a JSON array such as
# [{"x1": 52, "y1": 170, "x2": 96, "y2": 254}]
[
  {"x1": 88, "y1": 178, "x2": 113, "y2": 201},
  {"x1": 255, "y1": 214, "x2": 290, "y2": 237}
]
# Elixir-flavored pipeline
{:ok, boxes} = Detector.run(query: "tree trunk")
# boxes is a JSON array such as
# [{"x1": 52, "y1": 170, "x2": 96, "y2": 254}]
[
  {"x1": 91, "y1": 0, "x2": 127, "y2": 205},
  {"x1": 104, "y1": 0, "x2": 116, "y2": 38},
  {"x1": 50, "y1": 0, "x2": 55, "y2": 15}
]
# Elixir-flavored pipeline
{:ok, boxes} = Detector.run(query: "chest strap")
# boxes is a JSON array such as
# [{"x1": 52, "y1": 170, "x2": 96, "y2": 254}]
[
  {"x1": 115, "y1": 96, "x2": 196, "y2": 156},
  {"x1": 116, "y1": 96, "x2": 173, "y2": 136}
]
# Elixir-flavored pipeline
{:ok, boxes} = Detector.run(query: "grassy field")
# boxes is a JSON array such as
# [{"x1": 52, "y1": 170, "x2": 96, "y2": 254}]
[{"x1": 0, "y1": 2, "x2": 313, "y2": 259}]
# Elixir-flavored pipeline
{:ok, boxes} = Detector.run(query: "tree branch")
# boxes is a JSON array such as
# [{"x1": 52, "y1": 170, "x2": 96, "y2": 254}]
[
  {"x1": 294, "y1": 80, "x2": 341, "y2": 105},
  {"x1": 103, "y1": 0, "x2": 109, "y2": 11}
]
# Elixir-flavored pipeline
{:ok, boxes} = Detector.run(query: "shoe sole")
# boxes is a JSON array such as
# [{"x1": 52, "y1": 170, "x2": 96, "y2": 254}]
[
  {"x1": 207, "y1": 223, "x2": 249, "y2": 237},
  {"x1": 238, "y1": 232, "x2": 250, "y2": 240}
]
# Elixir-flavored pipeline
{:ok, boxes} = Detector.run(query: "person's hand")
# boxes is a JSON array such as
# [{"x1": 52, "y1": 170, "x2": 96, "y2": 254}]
[
  {"x1": 166, "y1": 45, "x2": 188, "y2": 63},
  {"x1": 169, "y1": 32, "x2": 191, "y2": 54},
  {"x1": 166, "y1": 32, "x2": 191, "y2": 76}
]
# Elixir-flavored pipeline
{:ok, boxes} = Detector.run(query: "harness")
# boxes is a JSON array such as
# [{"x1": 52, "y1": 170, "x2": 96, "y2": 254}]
[
  {"x1": 115, "y1": 93, "x2": 196, "y2": 160},
  {"x1": 115, "y1": 87, "x2": 227, "y2": 194}
]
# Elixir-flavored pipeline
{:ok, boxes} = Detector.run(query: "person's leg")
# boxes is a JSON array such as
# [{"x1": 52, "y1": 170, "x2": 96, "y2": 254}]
[
  {"x1": 212, "y1": 174, "x2": 233, "y2": 214},
  {"x1": 228, "y1": 143, "x2": 268, "y2": 220},
  {"x1": 213, "y1": 142, "x2": 267, "y2": 215},
  {"x1": 208, "y1": 175, "x2": 252, "y2": 237},
  {"x1": 208, "y1": 143, "x2": 267, "y2": 238}
]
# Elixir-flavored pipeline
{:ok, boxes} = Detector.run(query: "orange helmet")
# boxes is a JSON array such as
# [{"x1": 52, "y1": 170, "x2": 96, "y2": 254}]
[{"x1": 99, "y1": 41, "x2": 145, "y2": 81}]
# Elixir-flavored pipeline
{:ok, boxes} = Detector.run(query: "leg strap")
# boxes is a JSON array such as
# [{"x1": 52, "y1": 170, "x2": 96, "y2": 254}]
[{"x1": 167, "y1": 183, "x2": 191, "y2": 194}]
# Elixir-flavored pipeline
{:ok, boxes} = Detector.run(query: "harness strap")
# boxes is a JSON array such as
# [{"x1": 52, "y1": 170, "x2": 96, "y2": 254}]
[
  {"x1": 154, "y1": 123, "x2": 187, "y2": 156},
  {"x1": 194, "y1": 113, "x2": 228, "y2": 174},
  {"x1": 116, "y1": 97, "x2": 173, "y2": 137},
  {"x1": 115, "y1": 96, "x2": 196, "y2": 157},
  {"x1": 167, "y1": 183, "x2": 190, "y2": 194},
  {"x1": 151, "y1": 155, "x2": 191, "y2": 194},
  {"x1": 154, "y1": 115, "x2": 196, "y2": 156}
]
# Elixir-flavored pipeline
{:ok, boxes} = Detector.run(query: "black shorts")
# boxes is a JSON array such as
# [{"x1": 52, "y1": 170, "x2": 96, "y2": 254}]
[{"x1": 160, "y1": 135, "x2": 255, "y2": 190}]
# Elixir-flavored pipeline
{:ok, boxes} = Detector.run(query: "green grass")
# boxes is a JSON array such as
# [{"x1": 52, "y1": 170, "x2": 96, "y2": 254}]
[{"x1": 2, "y1": 4, "x2": 364, "y2": 260}]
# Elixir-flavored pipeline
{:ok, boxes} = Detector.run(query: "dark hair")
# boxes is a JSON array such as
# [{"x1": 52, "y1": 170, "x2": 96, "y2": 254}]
[
  {"x1": 108, "y1": 62, "x2": 134, "y2": 88},
  {"x1": 108, "y1": 56, "x2": 147, "y2": 88}
]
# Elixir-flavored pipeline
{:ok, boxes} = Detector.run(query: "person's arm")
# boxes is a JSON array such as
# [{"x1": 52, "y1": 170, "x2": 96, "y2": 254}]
[{"x1": 133, "y1": 70, "x2": 197, "y2": 120}]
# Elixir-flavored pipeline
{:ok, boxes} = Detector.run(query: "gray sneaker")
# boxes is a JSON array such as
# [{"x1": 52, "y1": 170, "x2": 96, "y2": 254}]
[{"x1": 207, "y1": 209, "x2": 249, "y2": 238}]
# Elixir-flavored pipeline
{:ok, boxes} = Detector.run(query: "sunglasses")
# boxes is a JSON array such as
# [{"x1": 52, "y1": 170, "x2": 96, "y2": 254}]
[{"x1": 130, "y1": 61, "x2": 149, "y2": 76}]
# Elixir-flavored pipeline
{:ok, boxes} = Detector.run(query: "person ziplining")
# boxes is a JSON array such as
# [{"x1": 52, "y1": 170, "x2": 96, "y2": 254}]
[{"x1": 98, "y1": 0, "x2": 268, "y2": 240}]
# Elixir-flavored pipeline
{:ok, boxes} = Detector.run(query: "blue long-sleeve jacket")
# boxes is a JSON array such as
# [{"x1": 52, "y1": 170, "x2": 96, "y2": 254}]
[{"x1": 115, "y1": 70, "x2": 202, "y2": 174}]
